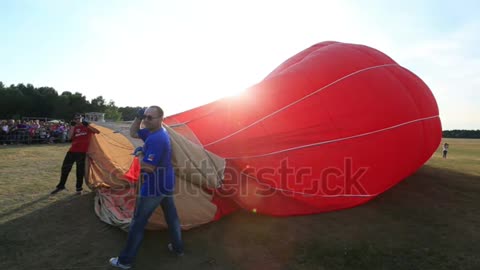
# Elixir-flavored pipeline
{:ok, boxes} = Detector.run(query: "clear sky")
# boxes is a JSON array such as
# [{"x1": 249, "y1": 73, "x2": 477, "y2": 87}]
[{"x1": 1, "y1": 0, "x2": 479, "y2": 129}]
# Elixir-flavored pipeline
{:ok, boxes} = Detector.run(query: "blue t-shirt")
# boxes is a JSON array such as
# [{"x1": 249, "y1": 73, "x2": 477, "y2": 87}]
[{"x1": 138, "y1": 127, "x2": 175, "y2": 196}]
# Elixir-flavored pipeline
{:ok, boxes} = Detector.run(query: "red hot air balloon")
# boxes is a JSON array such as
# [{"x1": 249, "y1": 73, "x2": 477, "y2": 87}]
[
  {"x1": 88, "y1": 41, "x2": 441, "y2": 230},
  {"x1": 164, "y1": 41, "x2": 442, "y2": 218}
]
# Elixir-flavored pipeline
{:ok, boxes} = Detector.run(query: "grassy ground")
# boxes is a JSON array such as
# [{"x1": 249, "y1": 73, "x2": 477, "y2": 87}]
[
  {"x1": 427, "y1": 138, "x2": 480, "y2": 176},
  {"x1": 0, "y1": 139, "x2": 479, "y2": 270},
  {"x1": 0, "y1": 144, "x2": 74, "y2": 223}
]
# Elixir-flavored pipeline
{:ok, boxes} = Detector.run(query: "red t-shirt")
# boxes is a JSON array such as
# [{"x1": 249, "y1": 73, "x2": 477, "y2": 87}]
[{"x1": 69, "y1": 125, "x2": 94, "y2": 153}]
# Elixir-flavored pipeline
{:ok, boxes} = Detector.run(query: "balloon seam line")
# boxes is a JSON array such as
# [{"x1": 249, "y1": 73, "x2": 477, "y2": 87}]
[
  {"x1": 203, "y1": 63, "x2": 400, "y2": 147},
  {"x1": 225, "y1": 115, "x2": 439, "y2": 159}
]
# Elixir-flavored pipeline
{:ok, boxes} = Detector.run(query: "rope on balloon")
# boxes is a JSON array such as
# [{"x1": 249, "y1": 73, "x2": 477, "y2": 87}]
[
  {"x1": 224, "y1": 115, "x2": 440, "y2": 160},
  {"x1": 166, "y1": 124, "x2": 225, "y2": 189},
  {"x1": 202, "y1": 63, "x2": 400, "y2": 148},
  {"x1": 92, "y1": 122, "x2": 137, "y2": 151}
]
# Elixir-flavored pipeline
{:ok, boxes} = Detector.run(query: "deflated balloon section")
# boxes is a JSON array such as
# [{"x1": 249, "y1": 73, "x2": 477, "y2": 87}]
[{"x1": 87, "y1": 41, "x2": 442, "y2": 230}]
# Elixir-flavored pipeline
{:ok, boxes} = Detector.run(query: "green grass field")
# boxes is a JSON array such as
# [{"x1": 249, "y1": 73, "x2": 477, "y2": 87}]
[
  {"x1": 0, "y1": 139, "x2": 479, "y2": 270},
  {"x1": 427, "y1": 138, "x2": 480, "y2": 176}
]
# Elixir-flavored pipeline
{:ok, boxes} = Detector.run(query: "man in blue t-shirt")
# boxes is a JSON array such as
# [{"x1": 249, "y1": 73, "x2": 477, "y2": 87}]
[{"x1": 110, "y1": 106, "x2": 183, "y2": 269}]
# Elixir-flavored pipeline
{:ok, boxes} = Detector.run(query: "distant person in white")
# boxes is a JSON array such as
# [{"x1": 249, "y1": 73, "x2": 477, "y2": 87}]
[{"x1": 442, "y1": 143, "x2": 449, "y2": 159}]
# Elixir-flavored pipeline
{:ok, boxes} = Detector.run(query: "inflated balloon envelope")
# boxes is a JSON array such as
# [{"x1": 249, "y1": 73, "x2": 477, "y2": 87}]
[{"x1": 86, "y1": 41, "x2": 442, "y2": 230}]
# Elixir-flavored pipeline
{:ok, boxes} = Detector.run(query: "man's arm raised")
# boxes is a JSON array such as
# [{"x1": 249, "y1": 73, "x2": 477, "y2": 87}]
[
  {"x1": 130, "y1": 118, "x2": 142, "y2": 138},
  {"x1": 130, "y1": 108, "x2": 145, "y2": 138}
]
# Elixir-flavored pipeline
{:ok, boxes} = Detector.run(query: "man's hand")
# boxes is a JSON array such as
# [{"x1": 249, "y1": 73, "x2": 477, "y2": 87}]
[
  {"x1": 82, "y1": 120, "x2": 90, "y2": 127},
  {"x1": 133, "y1": 146, "x2": 144, "y2": 156},
  {"x1": 136, "y1": 108, "x2": 146, "y2": 120},
  {"x1": 130, "y1": 108, "x2": 145, "y2": 138}
]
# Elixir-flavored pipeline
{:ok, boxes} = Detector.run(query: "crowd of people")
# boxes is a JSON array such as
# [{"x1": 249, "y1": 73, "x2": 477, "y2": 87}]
[{"x1": 0, "y1": 119, "x2": 70, "y2": 145}]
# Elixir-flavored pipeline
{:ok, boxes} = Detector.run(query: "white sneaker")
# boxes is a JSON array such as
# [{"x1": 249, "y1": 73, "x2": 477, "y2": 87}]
[
  {"x1": 109, "y1": 257, "x2": 132, "y2": 269},
  {"x1": 168, "y1": 243, "x2": 184, "y2": 256}
]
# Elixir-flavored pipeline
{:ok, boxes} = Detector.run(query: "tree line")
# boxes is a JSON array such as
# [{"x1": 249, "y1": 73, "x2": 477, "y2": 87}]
[
  {"x1": 0, "y1": 82, "x2": 142, "y2": 121},
  {"x1": 443, "y1": 130, "x2": 480, "y2": 139},
  {"x1": 2, "y1": 82, "x2": 480, "y2": 137}
]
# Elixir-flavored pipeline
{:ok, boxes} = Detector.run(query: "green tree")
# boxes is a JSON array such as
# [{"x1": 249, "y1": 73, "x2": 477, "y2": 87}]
[
  {"x1": 104, "y1": 100, "x2": 122, "y2": 121},
  {"x1": 37, "y1": 87, "x2": 59, "y2": 117},
  {"x1": 0, "y1": 82, "x2": 146, "y2": 121},
  {"x1": 68, "y1": 92, "x2": 89, "y2": 116},
  {"x1": 90, "y1": 96, "x2": 107, "y2": 112},
  {"x1": 1, "y1": 85, "x2": 25, "y2": 118},
  {"x1": 443, "y1": 130, "x2": 480, "y2": 138},
  {"x1": 118, "y1": 106, "x2": 142, "y2": 121},
  {"x1": 54, "y1": 91, "x2": 90, "y2": 119}
]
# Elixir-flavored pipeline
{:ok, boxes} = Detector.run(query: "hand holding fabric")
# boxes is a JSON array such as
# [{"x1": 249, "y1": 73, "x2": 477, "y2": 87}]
[{"x1": 133, "y1": 146, "x2": 144, "y2": 156}]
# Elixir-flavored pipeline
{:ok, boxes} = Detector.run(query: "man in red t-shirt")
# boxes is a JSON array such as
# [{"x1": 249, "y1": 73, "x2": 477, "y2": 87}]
[{"x1": 50, "y1": 114, "x2": 100, "y2": 195}]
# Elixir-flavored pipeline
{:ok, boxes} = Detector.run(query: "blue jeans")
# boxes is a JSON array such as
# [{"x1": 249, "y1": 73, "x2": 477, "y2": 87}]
[{"x1": 118, "y1": 194, "x2": 183, "y2": 265}]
